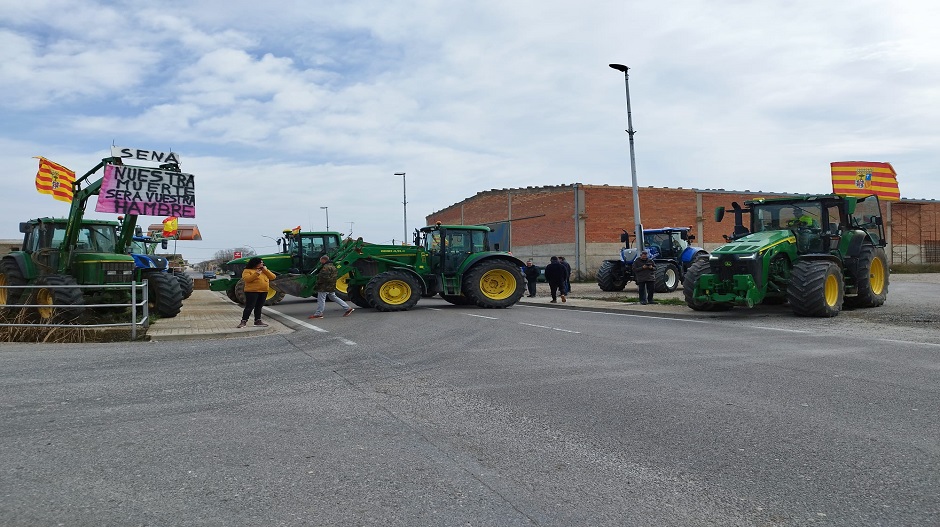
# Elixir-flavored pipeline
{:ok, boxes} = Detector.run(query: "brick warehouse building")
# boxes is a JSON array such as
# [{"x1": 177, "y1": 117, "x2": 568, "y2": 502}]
[{"x1": 426, "y1": 184, "x2": 940, "y2": 279}]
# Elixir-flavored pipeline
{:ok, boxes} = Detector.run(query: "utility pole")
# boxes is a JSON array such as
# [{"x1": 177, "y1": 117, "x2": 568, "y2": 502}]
[{"x1": 609, "y1": 64, "x2": 644, "y2": 250}]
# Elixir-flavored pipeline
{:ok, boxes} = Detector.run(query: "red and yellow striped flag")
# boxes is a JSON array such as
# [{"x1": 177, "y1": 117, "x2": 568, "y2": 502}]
[
  {"x1": 831, "y1": 161, "x2": 900, "y2": 202},
  {"x1": 34, "y1": 156, "x2": 75, "y2": 202}
]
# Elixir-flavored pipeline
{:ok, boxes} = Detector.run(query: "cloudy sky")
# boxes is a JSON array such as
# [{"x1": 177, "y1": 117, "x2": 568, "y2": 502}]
[{"x1": 1, "y1": 0, "x2": 937, "y2": 264}]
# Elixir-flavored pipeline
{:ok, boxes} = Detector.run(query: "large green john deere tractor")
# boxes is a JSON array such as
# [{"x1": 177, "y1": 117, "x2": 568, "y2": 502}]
[
  {"x1": 209, "y1": 229, "x2": 343, "y2": 305},
  {"x1": 683, "y1": 194, "x2": 888, "y2": 317},
  {"x1": 271, "y1": 223, "x2": 526, "y2": 311}
]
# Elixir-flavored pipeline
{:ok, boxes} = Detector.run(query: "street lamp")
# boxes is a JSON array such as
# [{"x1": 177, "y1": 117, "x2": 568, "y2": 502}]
[
  {"x1": 320, "y1": 206, "x2": 329, "y2": 230},
  {"x1": 394, "y1": 172, "x2": 407, "y2": 244},
  {"x1": 609, "y1": 63, "x2": 644, "y2": 250}
]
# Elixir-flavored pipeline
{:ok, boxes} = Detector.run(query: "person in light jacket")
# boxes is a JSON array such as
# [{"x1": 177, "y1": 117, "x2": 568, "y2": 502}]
[{"x1": 238, "y1": 257, "x2": 276, "y2": 328}]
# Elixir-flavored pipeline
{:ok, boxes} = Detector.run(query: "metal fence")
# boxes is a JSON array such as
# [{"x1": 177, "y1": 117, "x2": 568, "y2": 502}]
[{"x1": 0, "y1": 281, "x2": 150, "y2": 340}]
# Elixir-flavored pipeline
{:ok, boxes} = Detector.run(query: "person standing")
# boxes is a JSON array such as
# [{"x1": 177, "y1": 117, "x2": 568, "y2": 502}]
[
  {"x1": 309, "y1": 255, "x2": 354, "y2": 318},
  {"x1": 632, "y1": 250, "x2": 657, "y2": 305},
  {"x1": 238, "y1": 257, "x2": 276, "y2": 328},
  {"x1": 523, "y1": 259, "x2": 540, "y2": 297},
  {"x1": 558, "y1": 256, "x2": 572, "y2": 297},
  {"x1": 544, "y1": 256, "x2": 567, "y2": 303}
]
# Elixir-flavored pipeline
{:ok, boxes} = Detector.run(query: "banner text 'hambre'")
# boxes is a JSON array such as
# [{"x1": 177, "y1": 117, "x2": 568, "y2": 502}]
[{"x1": 96, "y1": 164, "x2": 196, "y2": 217}]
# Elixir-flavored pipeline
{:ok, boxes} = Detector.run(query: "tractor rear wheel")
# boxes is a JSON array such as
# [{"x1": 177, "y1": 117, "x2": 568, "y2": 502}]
[
  {"x1": 845, "y1": 246, "x2": 888, "y2": 308},
  {"x1": 234, "y1": 279, "x2": 286, "y2": 306},
  {"x1": 0, "y1": 258, "x2": 27, "y2": 314},
  {"x1": 654, "y1": 262, "x2": 680, "y2": 293},
  {"x1": 462, "y1": 259, "x2": 525, "y2": 308},
  {"x1": 347, "y1": 284, "x2": 372, "y2": 308},
  {"x1": 787, "y1": 260, "x2": 844, "y2": 317},
  {"x1": 147, "y1": 272, "x2": 184, "y2": 318},
  {"x1": 596, "y1": 261, "x2": 627, "y2": 291},
  {"x1": 32, "y1": 274, "x2": 84, "y2": 323},
  {"x1": 682, "y1": 259, "x2": 733, "y2": 311},
  {"x1": 174, "y1": 272, "x2": 194, "y2": 299},
  {"x1": 364, "y1": 270, "x2": 420, "y2": 311}
]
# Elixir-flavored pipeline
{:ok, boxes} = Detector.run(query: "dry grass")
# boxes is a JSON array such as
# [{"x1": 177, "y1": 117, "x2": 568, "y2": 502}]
[
  {"x1": 0, "y1": 308, "x2": 149, "y2": 343},
  {"x1": 890, "y1": 263, "x2": 940, "y2": 274}
]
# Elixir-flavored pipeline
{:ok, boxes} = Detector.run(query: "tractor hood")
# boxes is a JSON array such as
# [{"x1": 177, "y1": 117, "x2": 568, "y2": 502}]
[{"x1": 711, "y1": 230, "x2": 795, "y2": 256}]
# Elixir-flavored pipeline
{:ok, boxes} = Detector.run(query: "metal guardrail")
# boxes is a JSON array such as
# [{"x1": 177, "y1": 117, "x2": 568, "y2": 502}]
[{"x1": 0, "y1": 281, "x2": 150, "y2": 340}]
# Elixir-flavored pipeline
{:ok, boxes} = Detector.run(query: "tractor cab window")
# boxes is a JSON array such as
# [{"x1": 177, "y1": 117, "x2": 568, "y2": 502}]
[
  {"x1": 299, "y1": 234, "x2": 338, "y2": 269},
  {"x1": 644, "y1": 232, "x2": 675, "y2": 258},
  {"x1": 850, "y1": 196, "x2": 884, "y2": 245},
  {"x1": 79, "y1": 225, "x2": 117, "y2": 253}
]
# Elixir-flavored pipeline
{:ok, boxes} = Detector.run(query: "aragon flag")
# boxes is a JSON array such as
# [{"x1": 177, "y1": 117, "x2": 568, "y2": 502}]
[
  {"x1": 831, "y1": 161, "x2": 900, "y2": 202},
  {"x1": 162, "y1": 216, "x2": 179, "y2": 238},
  {"x1": 34, "y1": 156, "x2": 75, "y2": 202}
]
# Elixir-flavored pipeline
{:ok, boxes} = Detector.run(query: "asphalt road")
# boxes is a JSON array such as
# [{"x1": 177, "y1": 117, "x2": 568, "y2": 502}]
[{"x1": 2, "y1": 294, "x2": 939, "y2": 526}]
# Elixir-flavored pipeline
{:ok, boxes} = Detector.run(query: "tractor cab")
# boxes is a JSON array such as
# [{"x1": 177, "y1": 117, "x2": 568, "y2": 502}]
[
  {"x1": 421, "y1": 225, "x2": 489, "y2": 276},
  {"x1": 283, "y1": 231, "x2": 341, "y2": 272}
]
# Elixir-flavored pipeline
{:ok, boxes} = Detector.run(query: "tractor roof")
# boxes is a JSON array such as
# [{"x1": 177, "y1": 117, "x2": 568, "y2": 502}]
[
  {"x1": 644, "y1": 227, "x2": 692, "y2": 234},
  {"x1": 744, "y1": 194, "x2": 864, "y2": 206},
  {"x1": 421, "y1": 224, "x2": 491, "y2": 233},
  {"x1": 28, "y1": 217, "x2": 121, "y2": 226}
]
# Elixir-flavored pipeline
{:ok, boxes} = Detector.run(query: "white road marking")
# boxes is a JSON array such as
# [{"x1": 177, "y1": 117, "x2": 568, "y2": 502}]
[
  {"x1": 264, "y1": 308, "x2": 328, "y2": 333},
  {"x1": 465, "y1": 313, "x2": 499, "y2": 320},
  {"x1": 748, "y1": 326, "x2": 809, "y2": 333},
  {"x1": 519, "y1": 322, "x2": 581, "y2": 334},
  {"x1": 879, "y1": 338, "x2": 940, "y2": 348}
]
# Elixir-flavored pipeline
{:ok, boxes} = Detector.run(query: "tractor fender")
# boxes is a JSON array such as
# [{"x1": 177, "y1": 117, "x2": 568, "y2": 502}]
[
  {"x1": 795, "y1": 253, "x2": 843, "y2": 268},
  {"x1": 843, "y1": 230, "x2": 875, "y2": 258},
  {"x1": 680, "y1": 247, "x2": 708, "y2": 267},
  {"x1": 3, "y1": 252, "x2": 35, "y2": 279}
]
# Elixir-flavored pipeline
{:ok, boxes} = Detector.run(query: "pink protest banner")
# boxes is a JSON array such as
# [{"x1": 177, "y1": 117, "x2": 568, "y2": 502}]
[{"x1": 96, "y1": 164, "x2": 196, "y2": 218}]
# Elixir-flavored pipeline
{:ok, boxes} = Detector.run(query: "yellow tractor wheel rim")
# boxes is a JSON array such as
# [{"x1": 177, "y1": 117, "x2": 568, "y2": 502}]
[
  {"x1": 870, "y1": 256, "x2": 885, "y2": 295},
  {"x1": 379, "y1": 280, "x2": 411, "y2": 305},
  {"x1": 336, "y1": 274, "x2": 350, "y2": 294},
  {"x1": 824, "y1": 272, "x2": 839, "y2": 307},
  {"x1": 36, "y1": 288, "x2": 55, "y2": 320},
  {"x1": 479, "y1": 269, "x2": 515, "y2": 300},
  {"x1": 0, "y1": 274, "x2": 7, "y2": 305}
]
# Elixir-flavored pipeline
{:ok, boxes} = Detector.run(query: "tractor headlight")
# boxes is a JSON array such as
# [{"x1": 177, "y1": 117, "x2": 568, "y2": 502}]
[{"x1": 737, "y1": 253, "x2": 759, "y2": 260}]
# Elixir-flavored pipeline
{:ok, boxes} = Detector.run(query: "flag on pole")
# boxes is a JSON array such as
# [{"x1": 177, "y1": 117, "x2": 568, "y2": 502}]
[
  {"x1": 291, "y1": 225, "x2": 301, "y2": 235},
  {"x1": 162, "y1": 216, "x2": 179, "y2": 238},
  {"x1": 34, "y1": 156, "x2": 75, "y2": 202},
  {"x1": 831, "y1": 161, "x2": 900, "y2": 202}
]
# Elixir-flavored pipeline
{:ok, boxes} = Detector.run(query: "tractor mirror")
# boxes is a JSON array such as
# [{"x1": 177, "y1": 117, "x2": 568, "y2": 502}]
[
  {"x1": 714, "y1": 207, "x2": 725, "y2": 222},
  {"x1": 620, "y1": 231, "x2": 629, "y2": 243},
  {"x1": 845, "y1": 197, "x2": 857, "y2": 215},
  {"x1": 161, "y1": 239, "x2": 168, "y2": 250},
  {"x1": 872, "y1": 216, "x2": 882, "y2": 226},
  {"x1": 494, "y1": 243, "x2": 500, "y2": 251},
  {"x1": 135, "y1": 225, "x2": 143, "y2": 236},
  {"x1": 19, "y1": 222, "x2": 30, "y2": 233}
]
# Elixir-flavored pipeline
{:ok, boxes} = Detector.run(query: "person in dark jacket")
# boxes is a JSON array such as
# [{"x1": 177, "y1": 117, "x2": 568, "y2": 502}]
[
  {"x1": 558, "y1": 256, "x2": 572, "y2": 296},
  {"x1": 544, "y1": 256, "x2": 568, "y2": 303},
  {"x1": 523, "y1": 259, "x2": 540, "y2": 297},
  {"x1": 632, "y1": 250, "x2": 657, "y2": 305}
]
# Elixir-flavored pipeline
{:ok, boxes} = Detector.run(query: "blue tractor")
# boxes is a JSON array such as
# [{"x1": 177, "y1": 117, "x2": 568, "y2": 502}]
[
  {"x1": 596, "y1": 227, "x2": 707, "y2": 293},
  {"x1": 128, "y1": 234, "x2": 193, "y2": 307}
]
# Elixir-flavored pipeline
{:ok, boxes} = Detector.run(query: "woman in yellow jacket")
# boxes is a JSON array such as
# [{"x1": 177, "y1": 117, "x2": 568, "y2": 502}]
[{"x1": 238, "y1": 257, "x2": 277, "y2": 328}]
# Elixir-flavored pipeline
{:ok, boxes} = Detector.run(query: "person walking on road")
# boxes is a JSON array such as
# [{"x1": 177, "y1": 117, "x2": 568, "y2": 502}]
[
  {"x1": 544, "y1": 256, "x2": 568, "y2": 303},
  {"x1": 238, "y1": 257, "x2": 276, "y2": 328},
  {"x1": 632, "y1": 250, "x2": 657, "y2": 305},
  {"x1": 309, "y1": 255, "x2": 354, "y2": 319},
  {"x1": 523, "y1": 259, "x2": 540, "y2": 297},
  {"x1": 558, "y1": 256, "x2": 572, "y2": 296}
]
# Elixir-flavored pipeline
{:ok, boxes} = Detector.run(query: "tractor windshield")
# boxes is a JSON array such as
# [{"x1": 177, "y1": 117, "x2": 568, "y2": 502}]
[
  {"x1": 850, "y1": 195, "x2": 884, "y2": 245},
  {"x1": 78, "y1": 225, "x2": 118, "y2": 252},
  {"x1": 752, "y1": 202, "x2": 823, "y2": 233}
]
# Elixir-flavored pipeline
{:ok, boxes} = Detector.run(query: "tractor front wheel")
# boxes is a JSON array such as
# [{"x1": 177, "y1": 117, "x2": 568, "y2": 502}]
[
  {"x1": 147, "y1": 272, "x2": 184, "y2": 318},
  {"x1": 596, "y1": 261, "x2": 627, "y2": 291},
  {"x1": 682, "y1": 259, "x2": 732, "y2": 312},
  {"x1": 32, "y1": 274, "x2": 84, "y2": 323},
  {"x1": 364, "y1": 270, "x2": 421, "y2": 311},
  {"x1": 0, "y1": 258, "x2": 27, "y2": 314},
  {"x1": 462, "y1": 259, "x2": 525, "y2": 308},
  {"x1": 347, "y1": 284, "x2": 372, "y2": 308},
  {"x1": 845, "y1": 246, "x2": 888, "y2": 308},
  {"x1": 787, "y1": 260, "x2": 844, "y2": 317},
  {"x1": 234, "y1": 279, "x2": 286, "y2": 306},
  {"x1": 654, "y1": 262, "x2": 680, "y2": 293}
]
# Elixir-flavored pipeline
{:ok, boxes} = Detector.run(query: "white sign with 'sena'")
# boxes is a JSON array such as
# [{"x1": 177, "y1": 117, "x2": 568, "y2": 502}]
[{"x1": 110, "y1": 146, "x2": 181, "y2": 165}]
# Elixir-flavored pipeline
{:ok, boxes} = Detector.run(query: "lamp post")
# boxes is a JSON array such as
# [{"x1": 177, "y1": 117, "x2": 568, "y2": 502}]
[
  {"x1": 320, "y1": 206, "x2": 329, "y2": 230},
  {"x1": 609, "y1": 63, "x2": 644, "y2": 250},
  {"x1": 394, "y1": 172, "x2": 407, "y2": 244}
]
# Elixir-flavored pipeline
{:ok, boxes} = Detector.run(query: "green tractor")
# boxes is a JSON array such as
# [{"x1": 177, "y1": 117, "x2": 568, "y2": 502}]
[
  {"x1": 209, "y1": 229, "x2": 343, "y2": 305},
  {"x1": 271, "y1": 223, "x2": 526, "y2": 311},
  {"x1": 683, "y1": 194, "x2": 888, "y2": 317},
  {"x1": 0, "y1": 155, "x2": 186, "y2": 323}
]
